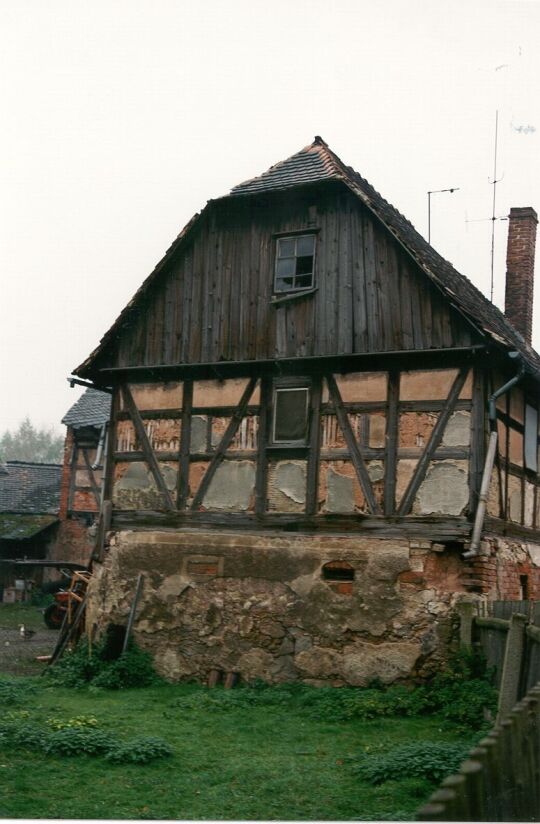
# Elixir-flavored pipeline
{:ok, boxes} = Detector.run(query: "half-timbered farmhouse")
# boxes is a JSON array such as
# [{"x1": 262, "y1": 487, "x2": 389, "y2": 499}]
[
  {"x1": 74, "y1": 137, "x2": 540, "y2": 684},
  {"x1": 51, "y1": 388, "x2": 111, "y2": 570}
]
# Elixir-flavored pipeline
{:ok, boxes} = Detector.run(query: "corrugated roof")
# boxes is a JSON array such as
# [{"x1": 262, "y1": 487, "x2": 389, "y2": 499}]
[
  {"x1": 0, "y1": 462, "x2": 62, "y2": 515},
  {"x1": 0, "y1": 513, "x2": 58, "y2": 541},
  {"x1": 74, "y1": 137, "x2": 540, "y2": 378},
  {"x1": 62, "y1": 388, "x2": 111, "y2": 428}
]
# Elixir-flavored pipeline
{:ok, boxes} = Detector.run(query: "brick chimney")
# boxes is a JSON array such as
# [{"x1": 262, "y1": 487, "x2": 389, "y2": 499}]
[{"x1": 505, "y1": 206, "x2": 538, "y2": 344}]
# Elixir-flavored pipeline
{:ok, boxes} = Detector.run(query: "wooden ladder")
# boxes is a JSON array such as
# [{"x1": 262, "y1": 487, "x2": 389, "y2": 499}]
[{"x1": 46, "y1": 569, "x2": 93, "y2": 667}]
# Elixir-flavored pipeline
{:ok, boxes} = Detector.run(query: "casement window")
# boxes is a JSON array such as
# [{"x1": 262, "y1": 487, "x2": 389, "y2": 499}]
[
  {"x1": 274, "y1": 234, "x2": 316, "y2": 293},
  {"x1": 524, "y1": 402, "x2": 538, "y2": 473},
  {"x1": 272, "y1": 385, "x2": 310, "y2": 445}
]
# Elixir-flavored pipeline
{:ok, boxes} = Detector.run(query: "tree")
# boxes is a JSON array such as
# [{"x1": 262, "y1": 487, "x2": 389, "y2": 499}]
[{"x1": 0, "y1": 417, "x2": 64, "y2": 464}]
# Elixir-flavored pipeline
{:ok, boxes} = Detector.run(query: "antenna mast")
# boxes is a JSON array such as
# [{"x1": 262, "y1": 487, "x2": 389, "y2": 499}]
[{"x1": 489, "y1": 110, "x2": 501, "y2": 302}]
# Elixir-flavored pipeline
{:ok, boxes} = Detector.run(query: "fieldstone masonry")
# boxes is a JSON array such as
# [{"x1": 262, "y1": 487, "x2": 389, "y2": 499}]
[{"x1": 86, "y1": 530, "x2": 468, "y2": 685}]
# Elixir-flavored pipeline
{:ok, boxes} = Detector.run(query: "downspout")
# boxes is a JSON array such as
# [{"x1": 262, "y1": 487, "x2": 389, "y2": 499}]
[
  {"x1": 92, "y1": 424, "x2": 107, "y2": 470},
  {"x1": 97, "y1": 424, "x2": 109, "y2": 510},
  {"x1": 463, "y1": 351, "x2": 525, "y2": 559}
]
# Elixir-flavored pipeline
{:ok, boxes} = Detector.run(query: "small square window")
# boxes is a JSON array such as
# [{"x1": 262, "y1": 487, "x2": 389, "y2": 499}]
[
  {"x1": 274, "y1": 235, "x2": 315, "y2": 293},
  {"x1": 272, "y1": 387, "x2": 310, "y2": 444}
]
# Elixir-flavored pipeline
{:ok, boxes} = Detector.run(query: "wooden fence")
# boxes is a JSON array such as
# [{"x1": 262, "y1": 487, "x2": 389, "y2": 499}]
[
  {"x1": 474, "y1": 601, "x2": 540, "y2": 705},
  {"x1": 416, "y1": 601, "x2": 540, "y2": 821},
  {"x1": 417, "y1": 686, "x2": 540, "y2": 821}
]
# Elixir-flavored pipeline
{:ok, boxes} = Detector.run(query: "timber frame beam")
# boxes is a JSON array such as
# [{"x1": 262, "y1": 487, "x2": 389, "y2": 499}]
[
  {"x1": 120, "y1": 383, "x2": 176, "y2": 511},
  {"x1": 190, "y1": 377, "x2": 258, "y2": 511},
  {"x1": 326, "y1": 374, "x2": 381, "y2": 514},
  {"x1": 397, "y1": 367, "x2": 469, "y2": 516}
]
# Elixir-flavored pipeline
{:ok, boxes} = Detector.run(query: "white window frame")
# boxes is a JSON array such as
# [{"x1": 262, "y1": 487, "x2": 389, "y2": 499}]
[
  {"x1": 274, "y1": 234, "x2": 316, "y2": 294},
  {"x1": 272, "y1": 386, "x2": 310, "y2": 445}
]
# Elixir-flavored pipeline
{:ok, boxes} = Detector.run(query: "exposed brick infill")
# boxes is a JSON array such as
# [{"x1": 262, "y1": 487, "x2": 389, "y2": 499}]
[{"x1": 505, "y1": 206, "x2": 538, "y2": 344}]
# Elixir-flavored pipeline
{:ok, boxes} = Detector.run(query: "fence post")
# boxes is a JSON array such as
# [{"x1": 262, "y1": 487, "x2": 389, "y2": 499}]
[
  {"x1": 497, "y1": 612, "x2": 526, "y2": 722},
  {"x1": 458, "y1": 600, "x2": 475, "y2": 648}
]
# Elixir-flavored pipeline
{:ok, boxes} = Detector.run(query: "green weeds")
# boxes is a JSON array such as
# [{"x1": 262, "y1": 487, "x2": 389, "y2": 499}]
[{"x1": 45, "y1": 639, "x2": 161, "y2": 690}]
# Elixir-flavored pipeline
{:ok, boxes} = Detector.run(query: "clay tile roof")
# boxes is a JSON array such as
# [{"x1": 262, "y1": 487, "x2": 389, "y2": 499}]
[
  {"x1": 0, "y1": 462, "x2": 62, "y2": 515},
  {"x1": 231, "y1": 137, "x2": 341, "y2": 195},
  {"x1": 62, "y1": 388, "x2": 111, "y2": 429}
]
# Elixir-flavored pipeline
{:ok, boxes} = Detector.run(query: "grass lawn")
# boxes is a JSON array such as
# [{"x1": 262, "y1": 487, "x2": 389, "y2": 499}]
[
  {"x1": 0, "y1": 677, "x2": 471, "y2": 821},
  {"x1": 0, "y1": 602, "x2": 47, "y2": 630}
]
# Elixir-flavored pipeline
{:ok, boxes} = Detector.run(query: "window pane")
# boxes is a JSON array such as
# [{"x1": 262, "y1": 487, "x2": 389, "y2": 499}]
[
  {"x1": 274, "y1": 388, "x2": 309, "y2": 442},
  {"x1": 297, "y1": 235, "x2": 315, "y2": 256},
  {"x1": 295, "y1": 275, "x2": 312, "y2": 289},
  {"x1": 296, "y1": 255, "x2": 313, "y2": 276},
  {"x1": 277, "y1": 257, "x2": 295, "y2": 277},
  {"x1": 525, "y1": 404, "x2": 538, "y2": 472},
  {"x1": 278, "y1": 238, "x2": 295, "y2": 257},
  {"x1": 275, "y1": 277, "x2": 294, "y2": 292}
]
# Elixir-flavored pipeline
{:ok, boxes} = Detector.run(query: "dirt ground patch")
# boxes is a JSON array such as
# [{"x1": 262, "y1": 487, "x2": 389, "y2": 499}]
[{"x1": 0, "y1": 605, "x2": 58, "y2": 676}]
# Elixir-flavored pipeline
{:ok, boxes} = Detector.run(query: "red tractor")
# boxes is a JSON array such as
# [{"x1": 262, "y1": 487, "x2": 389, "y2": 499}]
[
  {"x1": 44, "y1": 589, "x2": 71, "y2": 629},
  {"x1": 42, "y1": 568, "x2": 89, "y2": 630}
]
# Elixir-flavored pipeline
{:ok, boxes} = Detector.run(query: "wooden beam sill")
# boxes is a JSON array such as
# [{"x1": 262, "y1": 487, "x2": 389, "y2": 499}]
[{"x1": 270, "y1": 287, "x2": 318, "y2": 307}]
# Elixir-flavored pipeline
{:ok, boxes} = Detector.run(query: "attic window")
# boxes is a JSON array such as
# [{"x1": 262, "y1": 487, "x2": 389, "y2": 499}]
[{"x1": 274, "y1": 235, "x2": 316, "y2": 293}]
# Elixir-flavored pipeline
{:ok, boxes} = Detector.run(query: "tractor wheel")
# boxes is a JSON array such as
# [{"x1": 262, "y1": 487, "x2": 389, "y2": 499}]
[{"x1": 44, "y1": 603, "x2": 64, "y2": 630}]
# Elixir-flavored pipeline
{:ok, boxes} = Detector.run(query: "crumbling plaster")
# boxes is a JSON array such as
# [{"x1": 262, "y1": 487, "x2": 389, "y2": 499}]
[{"x1": 86, "y1": 530, "x2": 463, "y2": 685}]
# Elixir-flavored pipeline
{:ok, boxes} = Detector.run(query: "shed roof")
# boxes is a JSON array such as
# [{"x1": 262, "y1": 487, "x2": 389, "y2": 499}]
[
  {"x1": 75, "y1": 137, "x2": 540, "y2": 378},
  {"x1": 62, "y1": 388, "x2": 111, "y2": 429},
  {"x1": 0, "y1": 513, "x2": 58, "y2": 541},
  {"x1": 0, "y1": 462, "x2": 62, "y2": 515}
]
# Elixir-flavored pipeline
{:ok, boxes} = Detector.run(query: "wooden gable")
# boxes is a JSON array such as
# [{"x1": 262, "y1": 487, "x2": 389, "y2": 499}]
[{"x1": 91, "y1": 181, "x2": 479, "y2": 375}]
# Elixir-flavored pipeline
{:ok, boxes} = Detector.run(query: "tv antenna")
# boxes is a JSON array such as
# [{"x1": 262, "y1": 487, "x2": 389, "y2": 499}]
[
  {"x1": 427, "y1": 187, "x2": 460, "y2": 244},
  {"x1": 488, "y1": 110, "x2": 504, "y2": 302}
]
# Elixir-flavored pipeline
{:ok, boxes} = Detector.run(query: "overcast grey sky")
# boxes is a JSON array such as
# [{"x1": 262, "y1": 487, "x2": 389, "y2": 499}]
[{"x1": 1, "y1": 0, "x2": 539, "y2": 435}]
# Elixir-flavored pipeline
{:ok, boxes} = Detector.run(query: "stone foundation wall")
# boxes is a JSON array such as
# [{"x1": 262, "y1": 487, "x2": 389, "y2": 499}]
[{"x1": 85, "y1": 529, "x2": 478, "y2": 685}]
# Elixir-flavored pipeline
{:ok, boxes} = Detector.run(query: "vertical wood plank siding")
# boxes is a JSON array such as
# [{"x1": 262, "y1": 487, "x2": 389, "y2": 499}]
[{"x1": 113, "y1": 188, "x2": 475, "y2": 370}]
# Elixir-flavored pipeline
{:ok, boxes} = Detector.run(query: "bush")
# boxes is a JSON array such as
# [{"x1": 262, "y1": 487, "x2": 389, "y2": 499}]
[
  {"x1": 46, "y1": 638, "x2": 161, "y2": 690},
  {"x1": 0, "y1": 678, "x2": 36, "y2": 706},
  {"x1": 106, "y1": 737, "x2": 174, "y2": 764},
  {"x1": 423, "y1": 650, "x2": 497, "y2": 729},
  {"x1": 44, "y1": 727, "x2": 115, "y2": 757},
  {"x1": 169, "y1": 652, "x2": 495, "y2": 731},
  {"x1": 353, "y1": 741, "x2": 471, "y2": 785},
  {"x1": 0, "y1": 721, "x2": 48, "y2": 750},
  {"x1": 46, "y1": 715, "x2": 98, "y2": 731}
]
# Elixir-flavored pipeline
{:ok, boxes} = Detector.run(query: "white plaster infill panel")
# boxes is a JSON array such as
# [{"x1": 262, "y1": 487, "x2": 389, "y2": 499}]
[
  {"x1": 442, "y1": 411, "x2": 471, "y2": 447},
  {"x1": 414, "y1": 460, "x2": 469, "y2": 516},
  {"x1": 202, "y1": 461, "x2": 256, "y2": 511},
  {"x1": 527, "y1": 544, "x2": 540, "y2": 567}
]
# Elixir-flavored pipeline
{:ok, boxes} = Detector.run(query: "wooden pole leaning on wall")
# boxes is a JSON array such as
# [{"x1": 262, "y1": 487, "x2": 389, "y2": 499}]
[
  {"x1": 497, "y1": 612, "x2": 527, "y2": 723},
  {"x1": 457, "y1": 600, "x2": 475, "y2": 649},
  {"x1": 122, "y1": 573, "x2": 144, "y2": 654}
]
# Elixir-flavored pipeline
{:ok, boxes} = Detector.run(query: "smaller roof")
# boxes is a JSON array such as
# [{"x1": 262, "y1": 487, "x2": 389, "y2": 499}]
[
  {"x1": 0, "y1": 462, "x2": 62, "y2": 515},
  {"x1": 0, "y1": 514, "x2": 58, "y2": 541},
  {"x1": 62, "y1": 388, "x2": 111, "y2": 429},
  {"x1": 231, "y1": 138, "x2": 338, "y2": 195}
]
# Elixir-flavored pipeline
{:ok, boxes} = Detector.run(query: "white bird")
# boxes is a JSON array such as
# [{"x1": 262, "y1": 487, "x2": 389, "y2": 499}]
[{"x1": 19, "y1": 625, "x2": 36, "y2": 641}]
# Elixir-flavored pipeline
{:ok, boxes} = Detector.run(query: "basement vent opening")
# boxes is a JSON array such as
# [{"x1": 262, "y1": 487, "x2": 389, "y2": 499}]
[
  {"x1": 322, "y1": 562, "x2": 354, "y2": 581},
  {"x1": 322, "y1": 561, "x2": 355, "y2": 595}
]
